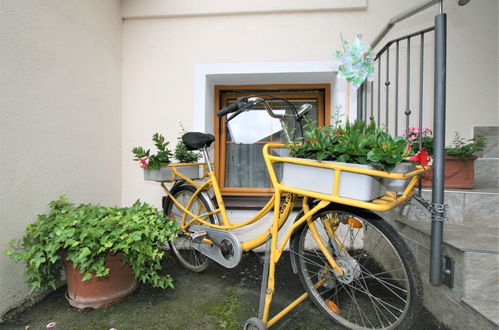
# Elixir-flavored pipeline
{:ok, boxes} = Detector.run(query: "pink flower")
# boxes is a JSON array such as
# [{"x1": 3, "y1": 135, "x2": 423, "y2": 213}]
[{"x1": 46, "y1": 323, "x2": 56, "y2": 328}]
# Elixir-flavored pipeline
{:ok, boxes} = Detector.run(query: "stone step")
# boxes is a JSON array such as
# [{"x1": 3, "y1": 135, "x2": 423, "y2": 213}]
[
  {"x1": 405, "y1": 189, "x2": 499, "y2": 227},
  {"x1": 475, "y1": 158, "x2": 499, "y2": 189},
  {"x1": 380, "y1": 212, "x2": 499, "y2": 329},
  {"x1": 475, "y1": 126, "x2": 498, "y2": 159},
  {"x1": 462, "y1": 297, "x2": 499, "y2": 329}
]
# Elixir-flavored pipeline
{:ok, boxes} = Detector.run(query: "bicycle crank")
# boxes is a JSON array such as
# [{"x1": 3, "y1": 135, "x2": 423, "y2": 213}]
[{"x1": 189, "y1": 225, "x2": 242, "y2": 268}]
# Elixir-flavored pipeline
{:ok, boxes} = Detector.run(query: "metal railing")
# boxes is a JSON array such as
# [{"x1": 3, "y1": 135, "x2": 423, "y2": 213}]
[{"x1": 357, "y1": 0, "x2": 470, "y2": 286}]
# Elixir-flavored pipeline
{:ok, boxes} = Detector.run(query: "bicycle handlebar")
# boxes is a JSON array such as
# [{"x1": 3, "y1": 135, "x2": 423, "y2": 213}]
[
  {"x1": 217, "y1": 100, "x2": 242, "y2": 117},
  {"x1": 217, "y1": 96, "x2": 312, "y2": 122}
]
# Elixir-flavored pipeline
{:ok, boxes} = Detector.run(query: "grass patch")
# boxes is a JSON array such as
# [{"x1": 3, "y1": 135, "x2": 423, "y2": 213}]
[{"x1": 207, "y1": 286, "x2": 243, "y2": 330}]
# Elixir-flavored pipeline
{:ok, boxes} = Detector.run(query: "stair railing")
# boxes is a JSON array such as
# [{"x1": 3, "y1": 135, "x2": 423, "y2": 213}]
[{"x1": 357, "y1": 0, "x2": 471, "y2": 286}]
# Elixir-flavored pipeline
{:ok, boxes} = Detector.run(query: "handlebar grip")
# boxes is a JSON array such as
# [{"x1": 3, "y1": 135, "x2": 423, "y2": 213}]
[{"x1": 217, "y1": 102, "x2": 239, "y2": 117}]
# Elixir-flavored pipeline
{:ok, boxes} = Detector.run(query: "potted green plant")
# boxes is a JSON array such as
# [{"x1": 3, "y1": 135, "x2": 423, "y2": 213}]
[
  {"x1": 405, "y1": 128, "x2": 487, "y2": 188},
  {"x1": 133, "y1": 132, "x2": 200, "y2": 181},
  {"x1": 5, "y1": 195, "x2": 178, "y2": 309},
  {"x1": 174, "y1": 126, "x2": 201, "y2": 164},
  {"x1": 285, "y1": 119, "x2": 413, "y2": 200},
  {"x1": 172, "y1": 126, "x2": 204, "y2": 179},
  {"x1": 133, "y1": 133, "x2": 173, "y2": 181}
]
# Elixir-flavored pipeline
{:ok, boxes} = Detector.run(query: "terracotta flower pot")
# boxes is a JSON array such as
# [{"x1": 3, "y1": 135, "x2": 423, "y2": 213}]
[
  {"x1": 422, "y1": 155, "x2": 477, "y2": 189},
  {"x1": 64, "y1": 252, "x2": 137, "y2": 310}
]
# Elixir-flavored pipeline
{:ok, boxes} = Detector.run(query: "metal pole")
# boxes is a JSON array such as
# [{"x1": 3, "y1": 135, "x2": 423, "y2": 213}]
[{"x1": 430, "y1": 12, "x2": 446, "y2": 285}]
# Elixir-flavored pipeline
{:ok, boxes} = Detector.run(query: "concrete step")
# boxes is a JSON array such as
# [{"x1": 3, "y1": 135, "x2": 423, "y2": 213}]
[
  {"x1": 474, "y1": 126, "x2": 498, "y2": 189},
  {"x1": 462, "y1": 296, "x2": 499, "y2": 329},
  {"x1": 380, "y1": 210, "x2": 499, "y2": 329},
  {"x1": 475, "y1": 158, "x2": 499, "y2": 189},
  {"x1": 475, "y1": 126, "x2": 498, "y2": 159},
  {"x1": 405, "y1": 189, "x2": 499, "y2": 227}
]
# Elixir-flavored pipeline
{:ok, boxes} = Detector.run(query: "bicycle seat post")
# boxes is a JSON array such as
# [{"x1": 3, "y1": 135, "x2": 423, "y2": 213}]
[{"x1": 201, "y1": 146, "x2": 213, "y2": 172}]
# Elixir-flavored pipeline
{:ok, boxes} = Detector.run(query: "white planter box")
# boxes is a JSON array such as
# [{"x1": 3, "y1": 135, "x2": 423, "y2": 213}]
[
  {"x1": 282, "y1": 159, "x2": 386, "y2": 201},
  {"x1": 144, "y1": 164, "x2": 200, "y2": 182},
  {"x1": 382, "y1": 162, "x2": 416, "y2": 193}
]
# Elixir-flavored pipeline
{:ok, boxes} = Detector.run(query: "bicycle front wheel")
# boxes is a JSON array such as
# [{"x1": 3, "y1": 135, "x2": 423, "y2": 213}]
[
  {"x1": 290, "y1": 204, "x2": 422, "y2": 329},
  {"x1": 164, "y1": 184, "x2": 219, "y2": 272}
]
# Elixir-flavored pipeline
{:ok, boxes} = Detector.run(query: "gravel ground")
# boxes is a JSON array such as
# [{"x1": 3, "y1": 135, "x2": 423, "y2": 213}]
[{"x1": 1, "y1": 252, "x2": 450, "y2": 330}]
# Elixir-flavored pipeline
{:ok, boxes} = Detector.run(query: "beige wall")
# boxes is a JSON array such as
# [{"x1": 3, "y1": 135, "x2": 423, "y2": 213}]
[
  {"x1": 121, "y1": 0, "x2": 498, "y2": 208},
  {"x1": 0, "y1": 0, "x2": 122, "y2": 320}
]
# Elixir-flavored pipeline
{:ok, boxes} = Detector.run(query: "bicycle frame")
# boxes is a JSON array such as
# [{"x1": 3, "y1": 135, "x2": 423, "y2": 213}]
[{"x1": 159, "y1": 165, "x2": 300, "y2": 252}]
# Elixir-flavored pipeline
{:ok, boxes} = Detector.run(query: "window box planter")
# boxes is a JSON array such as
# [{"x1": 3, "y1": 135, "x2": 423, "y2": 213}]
[
  {"x1": 144, "y1": 164, "x2": 201, "y2": 182},
  {"x1": 382, "y1": 162, "x2": 417, "y2": 193},
  {"x1": 281, "y1": 159, "x2": 387, "y2": 201},
  {"x1": 421, "y1": 155, "x2": 477, "y2": 189}
]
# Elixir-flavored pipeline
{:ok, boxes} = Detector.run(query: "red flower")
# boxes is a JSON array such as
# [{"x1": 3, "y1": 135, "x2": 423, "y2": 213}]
[
  {"x1": 408, "y1": 149, "x2": 430, "y2": 168},
  {"x1": 133, "y1": 158, "x2": 149, "y2": 168},
  {"x1": 337, "y1": 129, "x2": 342, "y2": 136}
]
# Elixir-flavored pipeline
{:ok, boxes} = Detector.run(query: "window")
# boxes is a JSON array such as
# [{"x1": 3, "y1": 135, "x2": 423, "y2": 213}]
[{"x1": 214, "y1": 84, "x2": 330, "y2": 196}]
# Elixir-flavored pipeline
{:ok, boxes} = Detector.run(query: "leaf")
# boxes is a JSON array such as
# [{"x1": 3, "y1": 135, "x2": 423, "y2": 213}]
[{"x1": 82, "y1": 272, "x2": 93, "y2": 281}]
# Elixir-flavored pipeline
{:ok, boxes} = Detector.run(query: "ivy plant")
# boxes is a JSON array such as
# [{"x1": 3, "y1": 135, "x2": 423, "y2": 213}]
[
  {"x1": 132, "y1": 133, "x2": 173, "y2": 169},
  {"x1": 289, "y1": 119, "x2": 412, "y2": 172},
  {"x1": 5, "y1": 195, "x2": 178, "y2": 292}
]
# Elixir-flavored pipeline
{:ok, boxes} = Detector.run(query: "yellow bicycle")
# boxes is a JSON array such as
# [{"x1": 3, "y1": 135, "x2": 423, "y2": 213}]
[{"x1": 158, "y1": 96, "x2": 426, "y2": 329}]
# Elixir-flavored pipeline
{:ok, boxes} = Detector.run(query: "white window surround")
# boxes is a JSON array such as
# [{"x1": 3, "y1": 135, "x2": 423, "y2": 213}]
[{"x1": 193, "y1": 60, "x2": 357, "y2": 134}]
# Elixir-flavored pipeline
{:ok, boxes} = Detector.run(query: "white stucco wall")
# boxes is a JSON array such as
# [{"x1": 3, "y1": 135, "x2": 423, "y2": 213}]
[
  {"x1": 0, "y1": 0, "x2": 122, "y2": 320},
  {"x1": 121, "y1": 0, "x2": 498, "y2": 209}
]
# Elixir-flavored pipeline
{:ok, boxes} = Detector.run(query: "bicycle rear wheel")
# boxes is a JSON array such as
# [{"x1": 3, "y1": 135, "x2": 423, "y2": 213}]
[
  {"x1": 290, "y1": 204, "x2": 422, "y2": 329},
  {"x1": 164, "y1": 184, "x2": 219, "y2": 272}
]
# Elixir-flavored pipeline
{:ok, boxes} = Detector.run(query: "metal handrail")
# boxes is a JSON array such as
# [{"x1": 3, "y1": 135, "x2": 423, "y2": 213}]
[
  {"x1": 371, "y1": 0, "x2": 441, "y2": 48},
  {"x1": 374, "y1": 26, "x2": 435, "y2": 60}
]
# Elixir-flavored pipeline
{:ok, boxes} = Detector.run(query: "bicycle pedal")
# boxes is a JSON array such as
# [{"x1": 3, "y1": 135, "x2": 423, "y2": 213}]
[{"x1": 190, "y1": 230, "x2": 207, "y2": 241}]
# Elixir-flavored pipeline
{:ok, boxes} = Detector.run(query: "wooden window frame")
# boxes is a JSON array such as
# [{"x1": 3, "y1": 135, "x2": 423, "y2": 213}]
[{"x1": 214, "y1": 84, "x2": 331, "y2": 197}]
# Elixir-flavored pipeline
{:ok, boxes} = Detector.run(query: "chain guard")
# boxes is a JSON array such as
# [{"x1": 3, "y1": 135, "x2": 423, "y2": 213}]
[{"x1": 189, "y1": 225, "x2": 242, "y2": 268}]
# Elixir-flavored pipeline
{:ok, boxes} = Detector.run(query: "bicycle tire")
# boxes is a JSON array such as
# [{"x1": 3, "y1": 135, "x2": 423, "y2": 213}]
[
  {"x1": 164, "y1": 184, "x2": 219, "y2": 272},
  {"x1": 290, "y1": 204, "x2": 422, "y2": 329}
]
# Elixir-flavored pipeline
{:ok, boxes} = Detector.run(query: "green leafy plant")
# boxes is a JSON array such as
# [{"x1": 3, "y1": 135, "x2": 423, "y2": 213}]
[
  {"x1": 404, "y1": 128, "x2": 487, "y2": 158},
  {"x1": 174, "y1": 125, "x2": 200, "y2": 163},
  {"x1": 5, "y1": 195, "x2": 178, "y2": 292},
  {"x1": 289, "y1": 119, "x2": 411, "y2": 172},
  {"x1": 445, "y1": 132, "x2": 487, "y2": 158},
  {"x1": 132, "y1": 133, "x2": 173, "y2": 169}
]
